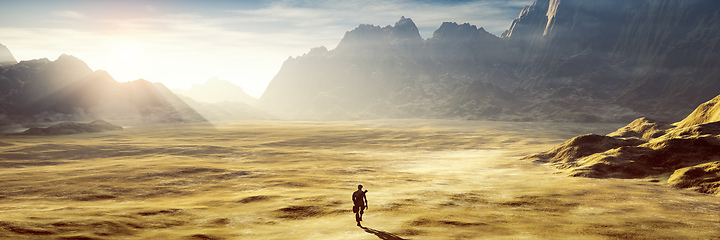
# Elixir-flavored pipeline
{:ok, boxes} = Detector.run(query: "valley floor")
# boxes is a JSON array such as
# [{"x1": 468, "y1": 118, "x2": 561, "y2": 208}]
[{"x1": 0, "y1": 120, "x2": 719, "y2": 239}]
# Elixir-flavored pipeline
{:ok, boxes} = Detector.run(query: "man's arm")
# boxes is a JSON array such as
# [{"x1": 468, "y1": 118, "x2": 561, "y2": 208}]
[{"x1": 363, "y1": 192, "x2": 368, "y2": 209}]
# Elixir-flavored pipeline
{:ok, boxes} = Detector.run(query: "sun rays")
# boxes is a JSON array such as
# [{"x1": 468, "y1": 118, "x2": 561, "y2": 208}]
[{"x1": 104, "y1": 40, "x2": 150, "y2": 82}]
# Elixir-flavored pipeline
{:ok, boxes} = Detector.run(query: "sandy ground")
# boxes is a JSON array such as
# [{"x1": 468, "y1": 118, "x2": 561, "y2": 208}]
[{"x1": 0, "y1": 120, "x2": 719, "y2": 240}]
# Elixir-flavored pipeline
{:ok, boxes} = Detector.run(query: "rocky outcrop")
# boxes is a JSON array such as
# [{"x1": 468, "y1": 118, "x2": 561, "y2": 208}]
[
  {"x1": 525, "y1": 134, "x2": 646, "y2": 169},
  {"x1": 524, "y1": 94, "x2": 720, "y2": 195},
  {"x1": 606, "y1": 117, "x2": 670, "y2": 139},
  {"x1": 668, "y1": 161, "x2": 720, "y2": 196},
  {"x1": 16, "y1": 120, "x2": 122, "y2": 136}
]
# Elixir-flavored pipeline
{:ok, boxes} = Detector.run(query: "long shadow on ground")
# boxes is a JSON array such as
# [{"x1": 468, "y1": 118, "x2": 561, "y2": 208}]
[{"x1": 360, "y1": 226, "x2": 408, "y2": 240}]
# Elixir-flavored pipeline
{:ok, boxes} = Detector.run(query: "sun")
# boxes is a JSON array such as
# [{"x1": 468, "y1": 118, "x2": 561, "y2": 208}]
[
  {"x1": 103, "y1": 40, "x2": 150, "y2": 82},
  {"x1": 111, "y1": 42, "x2": 142, "y2": 61}
]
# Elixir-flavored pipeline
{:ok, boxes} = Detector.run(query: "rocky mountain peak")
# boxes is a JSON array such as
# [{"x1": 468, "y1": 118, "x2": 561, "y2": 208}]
[
  {"x1": 52, "y1": 54, "x2": 94, "y2": 76},
  {"x1": 0, "y1": 43, "x2": 17, "y2": 66},
  {"x1": 501, "y1": 0, "x2": 549, "y2": 39},
  {"x1": 393, "y1": 16, "x2": 422, "y2": 40},
  {"x1": 501, "y1": 0, "x2": 642, "y2": 41},
  {"x1": 304, "y1": 46, "x2": 328, "y2": 57},
  {"x1": 205, "y1": 76, "x2": 223, "y2": 85},
  {"x1": 336, "y1": 16, "x2": 423, "y2": 51},
  {"x1": 56, "y1": 54, "x2": 87, "y2": 65},
  {"x1": 430, "y1": 22, "x2": 497, "y2": 43},
  {"x1": 395, "y1": 16, "x2": 414, "y2": 27}
]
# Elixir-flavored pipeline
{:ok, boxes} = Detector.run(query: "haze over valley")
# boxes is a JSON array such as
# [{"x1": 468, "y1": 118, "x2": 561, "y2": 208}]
[{"x1": 2, "y1": 0, "x2": 720, "y2": 239}]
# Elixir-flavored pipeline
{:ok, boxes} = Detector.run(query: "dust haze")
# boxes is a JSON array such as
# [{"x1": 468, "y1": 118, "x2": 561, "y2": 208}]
[{"x1": 1, "y1": 120, "x2": 718, "y2": 239}]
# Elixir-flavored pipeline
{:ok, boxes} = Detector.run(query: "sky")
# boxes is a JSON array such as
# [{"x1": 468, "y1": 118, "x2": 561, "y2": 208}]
[{"x1": 0, "y1": 0, "x2": 530, "y2": 98}]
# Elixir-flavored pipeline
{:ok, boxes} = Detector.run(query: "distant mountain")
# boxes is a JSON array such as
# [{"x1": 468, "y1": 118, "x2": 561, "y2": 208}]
[
  {"x1": 176, "y1": 94, "x2": 273, "y2": 122},
  {"x1": 0, "y1": 53, "x2": 206, "y2": 127},
  {"x1": 173, "y1": 77, "x2": 257, "y2": 105},
  {"x1": 259, "y1": 1, "x2": 720, "y2": 123},
  {"x1": 171, "y1": 77, "x2": 270, "y2": 121},
  {"x1": 0, "y1": 44, "x2": 17, "y2": 66},
  {"x1": 259, "y1": 17, "x2": 526, "y2": 120}
]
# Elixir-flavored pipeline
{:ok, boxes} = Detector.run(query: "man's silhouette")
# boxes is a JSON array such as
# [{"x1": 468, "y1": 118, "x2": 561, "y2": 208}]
[{"x1": 352, "y1": 184, "x2": 368, "y2": 226}]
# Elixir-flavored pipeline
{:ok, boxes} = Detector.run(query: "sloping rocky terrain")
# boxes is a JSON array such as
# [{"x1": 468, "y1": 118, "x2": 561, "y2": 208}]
[{"x1": 524, "y1": 94, "x2": 720, "y2": 195}]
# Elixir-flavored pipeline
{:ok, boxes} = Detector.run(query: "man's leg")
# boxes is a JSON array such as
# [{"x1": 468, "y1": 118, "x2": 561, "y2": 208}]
[
  {"x1": 354, "y1": 206, "x2": 360, "y2": 223},
  {"x1": 359, "y1": 207, "x2": 364, "y2": 221}
]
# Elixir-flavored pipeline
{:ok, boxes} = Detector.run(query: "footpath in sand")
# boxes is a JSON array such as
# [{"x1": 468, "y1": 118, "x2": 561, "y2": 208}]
[{"x1": 0, "y1": 120, "x2": 719, "y2": 239}]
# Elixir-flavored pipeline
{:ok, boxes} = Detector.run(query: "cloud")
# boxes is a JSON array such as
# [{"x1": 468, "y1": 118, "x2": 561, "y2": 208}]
[
  {"x1": 228, "y1": 0, "x2": 530, "y2": 38},
  {"x1": 53, "y1": 10, "x2": 87, "y2": 19},
  {"x1": 1, "y1": 0, "x2": 531, "y2": 97}
]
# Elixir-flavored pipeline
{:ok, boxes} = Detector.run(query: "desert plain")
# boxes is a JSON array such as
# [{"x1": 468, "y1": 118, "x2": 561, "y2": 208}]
[{"x1": 0, "y1": 120, "x2": 719, "y2": 240}]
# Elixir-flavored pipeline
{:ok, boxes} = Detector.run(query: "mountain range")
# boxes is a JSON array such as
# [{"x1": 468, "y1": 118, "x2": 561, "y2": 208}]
[
  {"x1": 0, "y1": 53, "x2": 206, "y2": 129},
  {"x1": 171, "y1": 77, "x2": 273, "y2": 122},
  {"x1": 259, "y1": 0, "x2": 720, "y2": 123},
  {"x1": 4, "y1": 0, "x2": 720, "y2": 126}
]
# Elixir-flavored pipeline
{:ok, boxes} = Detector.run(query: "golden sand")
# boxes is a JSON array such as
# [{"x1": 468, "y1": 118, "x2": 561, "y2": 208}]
[{"x1": 1, "y1": 120, "x2": 718, "y2": 239}]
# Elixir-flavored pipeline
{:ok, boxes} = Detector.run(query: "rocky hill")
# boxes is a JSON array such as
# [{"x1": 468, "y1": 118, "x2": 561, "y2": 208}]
[
  {"x1": 0, "y1": 54, "x2": 206, "y2": 128},
  {"x1": 16, "y1": 120, "x2": 122, "y2": 135},
  {"x1": 523, "y1": 94, "x2": 720, "y2": 195},
  {"x1": 258, "y1": 1, "x2": 720, "y2": 123}
]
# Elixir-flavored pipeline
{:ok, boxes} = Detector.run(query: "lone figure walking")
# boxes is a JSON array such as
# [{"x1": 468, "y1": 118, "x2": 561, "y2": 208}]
[{"x1": 352, "y1": 184, "x2": 368, "y2": 226}]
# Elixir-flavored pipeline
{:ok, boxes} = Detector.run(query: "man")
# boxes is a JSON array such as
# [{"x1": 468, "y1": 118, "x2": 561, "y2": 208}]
[{"x1": 352, "y1": 184, "x2": 368, "y2": 226}]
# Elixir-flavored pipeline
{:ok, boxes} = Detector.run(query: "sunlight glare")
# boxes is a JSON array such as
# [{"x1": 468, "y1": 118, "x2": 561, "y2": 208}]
[{"x1": 103, "y1": 40, "x2": 151, "y2": 82}]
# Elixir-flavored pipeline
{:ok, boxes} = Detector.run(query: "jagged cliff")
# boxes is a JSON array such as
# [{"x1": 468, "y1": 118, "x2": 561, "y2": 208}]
[
  {"x1": 0, "y1": 54, "x2": 206, "y2": 127},
  {"x1": 259, "y1": 0, "x2": 720, "y2": 123},
  {"x1": 505, "y1": 0, "x2": 720, "y2": 120}
]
